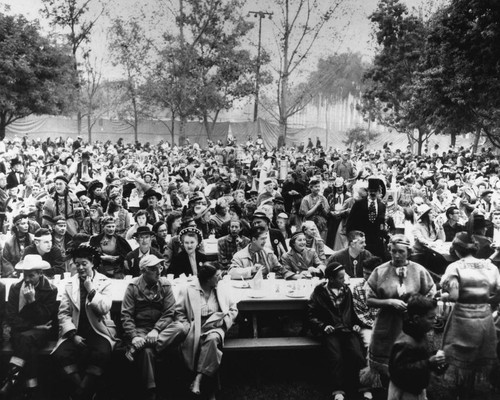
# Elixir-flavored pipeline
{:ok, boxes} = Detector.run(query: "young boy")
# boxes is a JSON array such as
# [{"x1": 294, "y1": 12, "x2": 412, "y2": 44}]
[{"x1": 388, "y1": 294, "x2": 447, "y2": 400}]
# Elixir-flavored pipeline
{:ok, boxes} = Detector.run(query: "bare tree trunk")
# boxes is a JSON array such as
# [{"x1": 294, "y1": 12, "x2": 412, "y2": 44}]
[
  {"x1": 203, "y1": 114, "x2": 212, "y2": 141},
  {"x1": 0, "y1": 113, "x2": 6, "y2": 141},
  {"x1": 472, "y1": 127, "x2": 481, "y2": 154},
  {"x1": 179, "y1": 116, "x2": 187, "y2": 146},
  {"x1": 451, "y1": 131, "x2": 456, "y2": 147},
  {"x1": 279, "y1": 0, "x2": 290, "y2": 146},
  {"x1": 171, "y1": 114, "x2": 176, "y2": 146}
]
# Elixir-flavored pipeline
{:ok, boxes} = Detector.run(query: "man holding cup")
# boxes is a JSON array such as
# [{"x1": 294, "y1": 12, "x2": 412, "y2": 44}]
[{"x1": 1, "y1": 255, "x2": 58, "y2": 399}]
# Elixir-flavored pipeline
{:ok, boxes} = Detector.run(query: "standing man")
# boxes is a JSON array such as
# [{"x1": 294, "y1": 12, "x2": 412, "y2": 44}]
[
  {"x1": 345, "y1": 178, "x2": 388, "y2": 260},
  {"x1": 6, "y1": 157, "x2": 25, "y2": 190},
  {"x1": 1, "y1": 255, "x2": 57, "y2": 399},
  {"x1": 121, "y1": 255, "x2": 188, "y2": 400}
]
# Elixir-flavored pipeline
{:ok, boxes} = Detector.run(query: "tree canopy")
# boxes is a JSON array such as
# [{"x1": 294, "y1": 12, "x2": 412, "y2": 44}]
[{"x1": 0, "y1": 12, "x2": 74, "y2": 140}]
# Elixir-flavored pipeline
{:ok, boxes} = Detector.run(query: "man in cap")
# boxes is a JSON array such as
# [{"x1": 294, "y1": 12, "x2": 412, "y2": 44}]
[
  {"x1": 346, "y1": 178, "x2": 388, "y2": 259},
  {"x1": 22, "y1": 228, "x2": 65, "y2": 278},
  {"x1": 121, "y1": 255, "x2": 188, "y2": 400},
  {"x1": 124, "y1": 226, "x2": 164, "y2": 277},
  {"x1": 50, "y1": 216, "x2": 73, "y2": 270},
  {"x1": 1, "y1": 255, "x2": 57, "y2": 399}
]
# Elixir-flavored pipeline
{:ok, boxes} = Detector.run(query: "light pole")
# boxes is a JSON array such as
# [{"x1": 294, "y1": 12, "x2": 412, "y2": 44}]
[{"x1": 248, "y1": 11, "x2": 272, "y2": 122}]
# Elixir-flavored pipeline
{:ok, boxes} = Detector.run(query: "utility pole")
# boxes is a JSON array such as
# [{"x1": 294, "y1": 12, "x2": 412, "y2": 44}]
[{"x1": 248, "y1": 11, "x2": 273, "y2": 122}]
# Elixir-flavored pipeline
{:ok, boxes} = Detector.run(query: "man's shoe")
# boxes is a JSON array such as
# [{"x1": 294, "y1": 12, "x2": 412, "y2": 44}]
[{"x1": 0, "y1": 366, "x2": 21, "y2": 397}]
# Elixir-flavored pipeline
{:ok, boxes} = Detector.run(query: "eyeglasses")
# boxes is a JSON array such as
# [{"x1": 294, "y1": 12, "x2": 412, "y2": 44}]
[{"x1": 157, "y1": 229, "x2": 167, "y2": 233}]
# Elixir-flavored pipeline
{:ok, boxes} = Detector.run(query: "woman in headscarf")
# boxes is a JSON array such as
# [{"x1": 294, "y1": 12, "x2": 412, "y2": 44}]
[{"x1": 366, "y1": 235, "x2": 435, "y2": 385}]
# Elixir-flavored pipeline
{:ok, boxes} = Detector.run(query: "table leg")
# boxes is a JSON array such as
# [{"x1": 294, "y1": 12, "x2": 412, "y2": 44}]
[{"x1": 252, "y1": 313, "x2": 258, "y2": 338}]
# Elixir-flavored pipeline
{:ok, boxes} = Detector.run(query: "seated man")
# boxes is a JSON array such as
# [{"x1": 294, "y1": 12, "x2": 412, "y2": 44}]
[
  {"x1": 228, "y1": 226, "x2": 285, "y2": 279},
  {"x1": 121, "y1": 254, "x2": 188, "y2": 400},
  {"x1": 217, "y1": 219, "x2": 250, "y2": 271},
  {"x1": 442, "y1": 206, "x2": 465, "y2": 242},
  {"x1": 124, "y1": 226, "x2": 164, "y2": 277},
  {"x1": 23, "y1": 228, "x2": 65, "y2": 278},
  {"x1": 1, "y1": 255, "x2": 58, "y2": 399},
  {"x1": 327, "y1": 231, "x2": 374, "y2": 278}
]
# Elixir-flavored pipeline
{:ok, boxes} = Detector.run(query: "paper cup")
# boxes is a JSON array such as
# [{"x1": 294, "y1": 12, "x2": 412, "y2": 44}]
[
  {"x1": 124, "y1": 275, "x2": 133, "y2": 281},
  {"x1": 268, "y1": 272, "x2": 276, "y2": 280},
  {"x1": 63, "y1": 272, "x2": 71, "y2": 280},
  {"x1": 53, "y1": 274, "x2": 61, "y2": 283}
]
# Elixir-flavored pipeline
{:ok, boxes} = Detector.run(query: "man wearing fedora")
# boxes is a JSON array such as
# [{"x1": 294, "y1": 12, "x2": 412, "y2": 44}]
[
  {"x1": 346, "y1": 177, "x2": 388, "y2": 260},
  {"x1": 124, "y1": 226, "x2": 164, "y2": 277},
  {"x1": 1, "y1": 255, "x2": 58, "y2": 399},
  {"x1": 121, "y1": 254, "x2": 187, "y2": 400}
]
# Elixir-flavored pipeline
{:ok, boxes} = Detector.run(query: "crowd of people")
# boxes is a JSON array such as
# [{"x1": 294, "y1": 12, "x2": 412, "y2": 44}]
[{"x1": 0, "y1": 134, "x2": 499, "y2": 400}]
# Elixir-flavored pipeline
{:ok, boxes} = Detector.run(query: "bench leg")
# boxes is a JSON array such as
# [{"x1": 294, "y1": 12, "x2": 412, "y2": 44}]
[{"x1": 252, "y1": 314, "x2": 258, "y2": 339}]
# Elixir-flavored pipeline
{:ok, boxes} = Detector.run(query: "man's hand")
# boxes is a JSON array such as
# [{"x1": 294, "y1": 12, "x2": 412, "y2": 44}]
[
  {"x1": 34, "y1": 321, "x2": 52, "y2": 330},
  {"x1": 324, "y1": 325, "x2": 335, "y2": 334},
  {"x1": 132, "y1": 336, "x2": 146, "y2": 349},
  {"x1": 22, "y1": 284, "x2": 36, "y2": 304},
  {"x1": 353, "y1": 325, "x2": 361, "y2": 333},
  {"x1": 83, "y1": 277, "x2": 94, "y2": 293},
  {"x1": 146, "y1": 329, "x2": 159, "y2": 345},
  {"x1": 73, "y1": 335, "x2": 86, "y2": 348}
]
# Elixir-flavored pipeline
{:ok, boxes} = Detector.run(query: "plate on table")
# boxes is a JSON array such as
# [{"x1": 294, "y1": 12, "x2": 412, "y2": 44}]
[
  {"x1": 247, "y1": 290, "x2": 265, "y2": 298},
  {"x1": 232, "y1": 281, "x2": 250, "y2": 289},
  {"x1": 285, "y1": 291, "x2": 306, "y2": 298}
]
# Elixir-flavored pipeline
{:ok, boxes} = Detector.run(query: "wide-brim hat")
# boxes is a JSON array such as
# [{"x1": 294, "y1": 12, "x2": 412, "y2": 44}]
[
  {"x1": 481, "y1": 189, "x2": 494, "y2": 197},
  {"x1": 15, "y1": 254, "x2": 51, "y2": 271},
  {"x1": 367, "y1": 177, "x2": 386, "y2": 197},
  {"x1": 143, "y1": 188, "x2": 162, "y2": 201},
  {"x1": 134, "y1": 226, "x2": 155, "y2": 237},
  {"x1": 178, "y1": 227, "x2": 203, "y2": 243},
  {"x1": 415, "y1": 204, "x2": 431, "y2": 220},
  {"x1": 188, "y1": 193, "x2": 204, "y2": 204},
  {"x1": 87, "y1": 180, "x2": 103, "y2": 193},
  {"x1": 70, "y1": 244, "x2": 101, "y2": 263},
  {"x1": 334, "y1": 177, "x2": 345, "y2": 188}
]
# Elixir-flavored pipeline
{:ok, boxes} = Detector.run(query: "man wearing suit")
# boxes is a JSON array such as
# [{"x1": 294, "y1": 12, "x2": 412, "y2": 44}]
[
  {"x1": 6, "y1": 157, "x2": 25, "y2": 190},
  {"x1": 250, "y1": 211, "x2": 288, "y2": 259},
  {"x1": 124, "y1": 226, "x2": 164, "y2": 277},
  {"x1": 345, "y1": 178, "x2": 388, "y2": 260},
  {"x1": 327, "y1": 231, "x2": 374, "y2": 278}
]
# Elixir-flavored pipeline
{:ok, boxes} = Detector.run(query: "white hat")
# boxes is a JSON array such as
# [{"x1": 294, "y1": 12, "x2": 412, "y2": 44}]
[
  {"x1": 139, "y1": 255, "x2": 165, "y2": 270},
  {"x1": 15, "y1": 254, "x2": 51, "y2": 271}
]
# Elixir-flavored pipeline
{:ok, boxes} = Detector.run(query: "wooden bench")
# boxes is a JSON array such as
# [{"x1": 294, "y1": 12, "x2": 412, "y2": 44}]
[
  {"x1": 0, "y1": 336, "x2": 322, "y2": 358},
  {"x1": 0, "y1": 341, "x2": 57, "y2": 357},
  {"x1": 224, "y1": 337, "x2": 322, "y2": 352}
]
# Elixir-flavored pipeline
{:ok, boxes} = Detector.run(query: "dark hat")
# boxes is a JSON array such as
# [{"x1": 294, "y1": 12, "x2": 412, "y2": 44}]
[
  {"x1": 481, "y1": 189, "x2": 494, "y2": 197},
  {"x1": 423, "y1": 175, "x2": 435, "y2": 185},
  {"x1": 51, "y1": 216, "x2": 67, "y2": 225},
  {"x1": 101, "y1": 216, "x2": 116, "y2": 227},
  {"x1": 5, "y1": 181, "x2": 18, "y2": 190},
  {"x1": 10, "y1": 158, "x2": 22, "y2": 167},
  {"x1": 470, "y1": 214, "x2": 487, "y2": 231},
  {"x1": 81, "y1": 151, "x2": 91, "y2": 159},
  {"x1": 88, "y1": 180, "x2": 103, "y2": 193},
  {"x1": 273, "y1": 195, "x2": 284, "y2": 205},
  {"x1": 251, "y1": 211, "x2": 270, "y2": 224},
  {"x1": 54, "y1": 175, "x2": 69, "y2": 185},
  {"x1": 367, "y1": 177, "x2": 386, "y2": 197},
  {"x1": 309, "y1": 179, "x2": 320, "y2": 187},
  {"x1": 264, "y1": 179, "x2": 273, "y2": 186},
  {"x1": 70, "y1": 244, "x2": 101, "y2": 264},
  {"x1": 134, "y1": 226, "x2": 155, "y2": 237},
  {"x1": 178, "y1": 227, "x2": 203, "y2": 243},
  {"x1": 76, "y1": 190, "x2": 88, "y2": 199},
  {"x1": 188, "y1": 192, "x2": 204, "y2": 204},
  {"x1": 143, "y1": 188, "x2": 162, "y2": 201},
  {"x1": 13, "y1": 213, "x2": 29, "y2": 225}
]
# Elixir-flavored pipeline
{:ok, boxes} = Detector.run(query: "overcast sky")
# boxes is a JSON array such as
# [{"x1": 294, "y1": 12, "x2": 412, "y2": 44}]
[{"x1": 5, "y1": 0, "x2": 444, "y2": 81}]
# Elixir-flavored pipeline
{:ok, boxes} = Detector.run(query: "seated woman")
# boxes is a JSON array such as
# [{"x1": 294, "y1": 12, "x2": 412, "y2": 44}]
[
  {"x1": 302, "y1": 220, "x2": 327, "y2": 263},
  {"x1": 125, "y1": 209, "x2": 152, "y2": 240},
  {"x1": 176, "y1": 263, "x2": 238, "y2": 398},
  {"x1": 170, "y1": 227, "x2": 207, "y2": 277},
  {"x1": 281, "y1": 231, "x2": 325, "y2": 279},
  {"x1": 52, "y1": 245, "x2": 117, "y2": 400}
]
